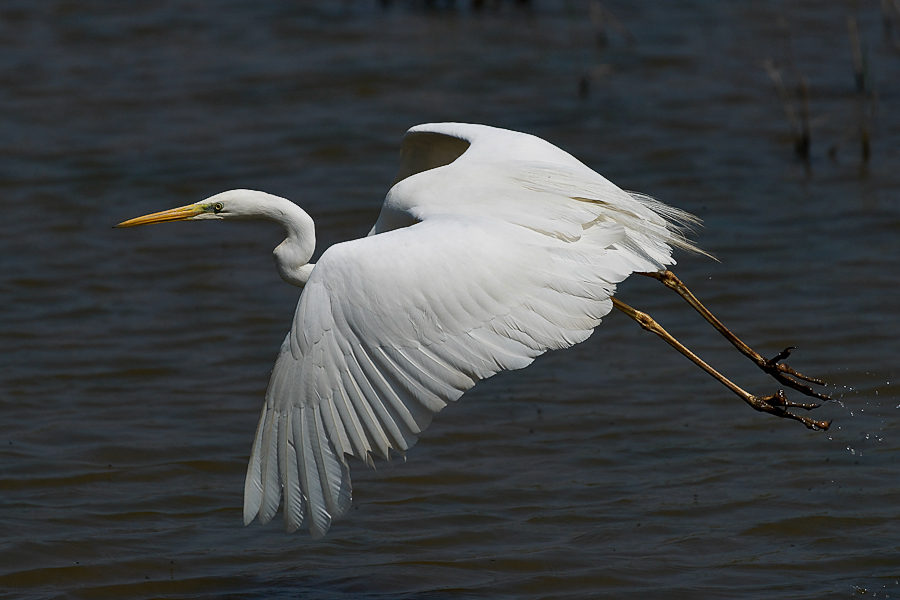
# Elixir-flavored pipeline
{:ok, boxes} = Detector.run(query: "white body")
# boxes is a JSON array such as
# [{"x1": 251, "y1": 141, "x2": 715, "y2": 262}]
[{"x1": 119, "y1": 122, "x2": 699, "y2": 538}]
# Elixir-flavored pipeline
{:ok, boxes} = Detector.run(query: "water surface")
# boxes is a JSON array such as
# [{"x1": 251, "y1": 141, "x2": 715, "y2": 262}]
[{"x1": 2, "y1": 1, "x2": 899, "y2": 598}]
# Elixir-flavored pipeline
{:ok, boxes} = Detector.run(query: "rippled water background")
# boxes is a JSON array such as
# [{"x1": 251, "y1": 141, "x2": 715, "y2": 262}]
[{"x1": 2, "y1": 1, "x2": 900, "y2": 598}]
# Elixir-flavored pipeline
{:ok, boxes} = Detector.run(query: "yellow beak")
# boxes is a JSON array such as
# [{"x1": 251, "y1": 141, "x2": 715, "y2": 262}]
[{"x1": 115, "y1": 204, "x2": 206, "y2": 228}]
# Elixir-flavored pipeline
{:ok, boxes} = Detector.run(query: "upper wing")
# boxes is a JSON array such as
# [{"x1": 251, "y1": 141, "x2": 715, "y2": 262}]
[
  {"x1": 244, "y1": 123, "x2": 698, "y2": 538},
  {"x1": 376, "y1": 123, "x2": 700, "y2": 258}
]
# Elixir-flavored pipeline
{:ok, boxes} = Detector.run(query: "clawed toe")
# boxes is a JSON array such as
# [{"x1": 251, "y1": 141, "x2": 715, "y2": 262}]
[
  {"x1": 763, "y1": 389, "x2": 820, "y2": 411},
  {"x1": 761, "y1": 347, "x2": 831, "y2": 402},
  {"x1": 765, "y1": 346, "x2": 823, "y2": 383},
  {"x1": 752, "y1": 390, "x2": 832, "y2": 431}
]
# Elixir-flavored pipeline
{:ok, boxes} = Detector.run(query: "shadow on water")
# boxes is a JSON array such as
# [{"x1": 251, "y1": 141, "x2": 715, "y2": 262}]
[{"x1": 1, "y1": 1, "x2": 899, "y2": 598}]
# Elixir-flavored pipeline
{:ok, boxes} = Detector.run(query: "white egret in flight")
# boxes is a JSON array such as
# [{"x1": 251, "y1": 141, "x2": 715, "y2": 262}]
[{"x1": 118, "y1": 123, "x2": 830, "y2": 538}]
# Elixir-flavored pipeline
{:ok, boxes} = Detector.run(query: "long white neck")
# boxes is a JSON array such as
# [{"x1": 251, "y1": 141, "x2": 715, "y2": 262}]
[
  {"x1": 268, "y1": 197, "x2": 316, "y2": 288},
  {"x1": 212, "y1": 189, "x2": 317, "y2": 288}
]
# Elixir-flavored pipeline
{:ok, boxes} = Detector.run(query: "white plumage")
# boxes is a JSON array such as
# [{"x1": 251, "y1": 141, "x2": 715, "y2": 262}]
[{"x1": 117, "y1": 123, "x2": 700, "y2": 538}]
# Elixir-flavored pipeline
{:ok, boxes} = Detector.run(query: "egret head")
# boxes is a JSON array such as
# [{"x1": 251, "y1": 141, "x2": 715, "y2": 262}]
[
  {"x1": 114, "y1": 190, "x2": 278, "y2": 227},
  {"x1": 117, "y1": 189, "x2": 317, "y2": 287}
]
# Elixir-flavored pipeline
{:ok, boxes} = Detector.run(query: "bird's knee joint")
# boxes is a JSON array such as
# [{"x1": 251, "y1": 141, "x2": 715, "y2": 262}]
[{"x1": 634, "y1": 310, "x2": 658, "y2": 332}]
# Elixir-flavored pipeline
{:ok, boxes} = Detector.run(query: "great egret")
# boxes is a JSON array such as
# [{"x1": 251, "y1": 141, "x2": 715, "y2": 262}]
[{"x1": 117, "y1": 123, "x2": 829, "y2": 538}]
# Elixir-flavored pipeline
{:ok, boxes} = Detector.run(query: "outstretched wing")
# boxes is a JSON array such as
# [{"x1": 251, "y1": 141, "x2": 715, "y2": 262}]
[{"x1": 243, "y1": 123, "x2": 698, "y2": 538}]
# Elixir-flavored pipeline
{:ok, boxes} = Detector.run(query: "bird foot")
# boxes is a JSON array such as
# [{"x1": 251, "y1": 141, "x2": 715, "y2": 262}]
[
  {"x1": 749, "y1": 389, "x2": 831, "y2": 431},
  {"x1": 760, "y1": 346, "x2": 831, "y2": 402}
]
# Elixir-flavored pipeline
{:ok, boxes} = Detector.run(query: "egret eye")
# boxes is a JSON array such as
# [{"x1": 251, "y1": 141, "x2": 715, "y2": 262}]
[{"x1": 214, "y1": 202, "x2": 224, "y2": 213}]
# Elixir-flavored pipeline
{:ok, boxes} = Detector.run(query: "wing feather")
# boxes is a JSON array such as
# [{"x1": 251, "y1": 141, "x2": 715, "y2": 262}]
[
  {"x1": 282, "y1": 412, "x2": 304, "y2": 532},
  {"x1": 373, "y1": 347, "x2": 444, "y2": 418},
  {"x1": 256, "y1": 405, "x2": 281, "y2": 524},
  {"x1": 295, "y1": 408, "x2": 330, "y2": 538},
  {"x1": 312, "y1": 407, "x2": 350, "y2": 517},
  {"x1": 341, "y1": 357, "x2": 391, "y2": 460},
  {"x1": 352, "y1": 344, "x2": 418, "y2": 451},
  {"x1": 332, "y1": 385, "x2": 371, "y2": 464},
  {"x1": 242, "y1": 403, "x2": 267, "y2": 525},
  {"x1": 318, "y1": 385, "x2": 351, "y2": 456}
]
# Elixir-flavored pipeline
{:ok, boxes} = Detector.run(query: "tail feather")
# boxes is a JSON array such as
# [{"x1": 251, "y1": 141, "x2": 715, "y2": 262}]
[{"x1": 626, "y1": 191, "x2": 714, "y2": 260}]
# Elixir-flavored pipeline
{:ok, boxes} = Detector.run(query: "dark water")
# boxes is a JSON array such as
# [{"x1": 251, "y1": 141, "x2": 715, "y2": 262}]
[{"x1": 2, "y1": 1, "x2": 899, "y2": 598}]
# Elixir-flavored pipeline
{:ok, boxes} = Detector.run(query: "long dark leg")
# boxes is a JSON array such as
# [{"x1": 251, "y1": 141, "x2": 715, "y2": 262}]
[
  {"x1": 611, "y1": 297, "x2": 830, "y2": 431},
  {"x1": 639, "y1": 270, "x2": 830, "y2": 402}
]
